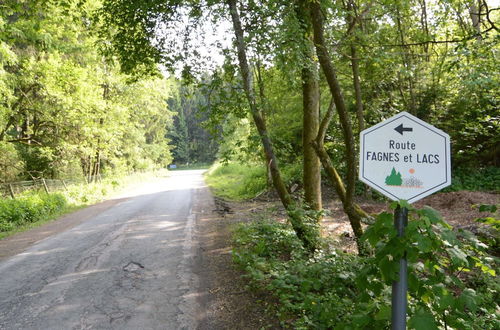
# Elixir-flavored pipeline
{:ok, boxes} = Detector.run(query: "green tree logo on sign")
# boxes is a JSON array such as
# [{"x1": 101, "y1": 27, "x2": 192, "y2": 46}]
[{"x1": 385, "y1": 167, "x2": 402, "y2": 186}]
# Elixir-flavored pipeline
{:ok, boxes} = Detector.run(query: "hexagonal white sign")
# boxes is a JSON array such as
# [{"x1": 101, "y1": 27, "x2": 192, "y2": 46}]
[{"x1": 359, "y1": 112, "x2": 451, "y2": 203}]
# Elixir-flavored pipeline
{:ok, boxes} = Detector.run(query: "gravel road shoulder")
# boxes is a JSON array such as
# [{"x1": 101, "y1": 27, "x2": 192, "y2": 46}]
[{"x1": 194, "y1": 188, "x2": 281, "y2": 329}]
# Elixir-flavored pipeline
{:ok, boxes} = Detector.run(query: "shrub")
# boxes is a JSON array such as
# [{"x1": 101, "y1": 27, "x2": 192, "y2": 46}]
[
  {"x1": 233, "y1": 203, "x2": 499, "y2": 329},
  {"x1": 0, "y1": 193, "x2": 66, "y2": 232},
  {"x1": 205, "y1": 162, "x2": 267, "y2": 200},
  {"x1": 444, "y1": 166, "x2": 500, "y2": 192},
  {"x1": 233, "y1": 218, "x2": 363, "y2": 328}
]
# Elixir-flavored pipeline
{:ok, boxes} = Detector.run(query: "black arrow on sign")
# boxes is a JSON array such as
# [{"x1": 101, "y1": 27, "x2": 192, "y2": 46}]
[{"x1": 394, "y1": 123, "x2": 413, "y2": 135}]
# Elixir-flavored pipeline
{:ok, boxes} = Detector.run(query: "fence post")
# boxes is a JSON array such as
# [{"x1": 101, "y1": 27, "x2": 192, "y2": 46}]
[
  {"x1": 8, "y1": 184, "x2": 15, "y2": 199},
  {"x1": 42, "y1": 178, "x2": 49, "y2": 194},
  {"x1": 61, "y1": 179, "x2": 68, "y2": 191}
]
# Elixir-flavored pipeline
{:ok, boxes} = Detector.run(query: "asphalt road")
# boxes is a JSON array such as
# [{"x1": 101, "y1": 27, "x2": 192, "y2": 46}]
[{"x1": 0, "y1": 170, "x2": 207, "y2": 330}]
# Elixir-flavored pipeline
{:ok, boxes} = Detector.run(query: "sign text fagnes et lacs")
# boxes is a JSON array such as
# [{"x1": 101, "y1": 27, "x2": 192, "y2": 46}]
[{"x1": 359, "y1": 111, "x2": 451, "y2": 203}]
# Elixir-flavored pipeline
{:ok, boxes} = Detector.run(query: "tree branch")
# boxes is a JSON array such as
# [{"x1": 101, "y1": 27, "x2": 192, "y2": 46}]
[
  {"x1": 382, "y1": 27, "x2": 497, "y2": 47},
  {"x1": 7, "y1": 138, "x2": 43, "y2": 146},
  {"x1": 316, "y1": 97, "x2": 335, "y2": 147}
]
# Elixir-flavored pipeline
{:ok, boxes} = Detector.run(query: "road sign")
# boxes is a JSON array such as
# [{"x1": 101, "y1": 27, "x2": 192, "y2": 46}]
[{"x1": 359, "y1": 111, "x2": 451, "y2": 203}]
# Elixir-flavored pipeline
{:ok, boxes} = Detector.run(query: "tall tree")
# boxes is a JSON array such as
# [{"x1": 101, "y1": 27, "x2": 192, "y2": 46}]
[
  {"x1": 0, "y1": 0, "x2": 175, "y2": 181},
  {"x1": 309, "y1": 1, "x2": 365, "y2": 243},
  {"x1": 226, "y1": 0, "x2": 316, "y2": 250},
  {"x1": 296, "y1": 0, "x2": 322, "y2": 213}
]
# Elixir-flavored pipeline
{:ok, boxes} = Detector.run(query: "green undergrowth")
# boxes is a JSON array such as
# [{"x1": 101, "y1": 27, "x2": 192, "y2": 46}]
[
  {"x1": 0, "y1": 193, "x2": 67, "y2": 234},
  {"x1": 233, "y1": 203, "x2": 499, "y2": 329},
  {"x1": 205, "y1": 162, "x2": 268, "y2": 200},
  {"x1": 205, "y1": 162, "x2": 301, "y2": 201},
  {"x1": 444, "y1": 166, "x2": 500, "y2": 192},
  {"x1": 168, "y1": 162, "x2": 212, "y2": 170},
  {"x1": 0, "y1": 170, "x2": 169, "y2": 238}
]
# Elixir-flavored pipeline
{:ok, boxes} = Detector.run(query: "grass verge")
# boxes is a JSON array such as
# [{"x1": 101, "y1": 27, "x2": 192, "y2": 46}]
[
  {"x1": 169, "y1": 163, "x2": 212, "y2": 171},
  {"x1": 204, "y1": 162, "x2": 268, "y2": 201}
]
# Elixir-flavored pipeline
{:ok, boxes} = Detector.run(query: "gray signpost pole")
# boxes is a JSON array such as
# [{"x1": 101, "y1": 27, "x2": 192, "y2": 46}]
[{"x1": 392, "y1": 206, "x2": 408, "y2": 330}]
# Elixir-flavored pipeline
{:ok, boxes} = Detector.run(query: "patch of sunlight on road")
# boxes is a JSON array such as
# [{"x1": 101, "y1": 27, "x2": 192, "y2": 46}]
[
  {"x1": 46, "y1": 269, "x2": 109, "y2": 287},
  {"x1": 111, "y1": 170, "x2": 207, "y2": 200},
  {"x1": 18, "y1": 248, "x2": 66, "y2": 257}
]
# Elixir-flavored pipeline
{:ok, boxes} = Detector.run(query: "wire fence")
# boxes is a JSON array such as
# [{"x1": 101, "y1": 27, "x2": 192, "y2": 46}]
[{"x1": 0, "y1": 175, "x2": 103, "y2": 199}]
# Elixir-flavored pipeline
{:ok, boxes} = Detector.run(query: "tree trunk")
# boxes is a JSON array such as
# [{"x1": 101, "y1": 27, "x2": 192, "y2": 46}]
[
  {"x1": 227, "y1": 0, "x2": 316, "y2": 251},
  {"x1": 351, "y1": 45, "x2": 364, "y2": 135},
  {"x1": 469, "y1": 1, "x2": 482, "y2": 41},
  {"x1": 313, "y1": 99, "x2": 370, "y2": 248},
  {"x1": 227, "y1": 0, "x2": 290, "y2": 209},
  {"x1": 346, "y1": 0, "x2": 365, "y2": 136},
  {"x1": 418, "y1": 0, "x2": 431, "y2": 61},
  {"x1": 296, "y1": 0, "x2": 322, "y2": 213},
  {"x1": 309, "y1": 1, "x2": 367, "y2": 254},
  {"x1": 302, "y1": 68, "x2": 322, "y2": 212},
  {"x1": 394, "y1": 6, "x2": 417, "y2": 114},
  {"x1": 346, "y1": 0, "x2": 370, "y2": 197}
]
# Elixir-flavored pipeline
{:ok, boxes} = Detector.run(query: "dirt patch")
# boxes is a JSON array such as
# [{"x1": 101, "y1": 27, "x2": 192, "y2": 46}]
[
  {"x1": 414, "y1": 191, "x2": 499, "y2": 226},
  {"x1": 194, "y1": 189, "x2": 281, "y2": 329},
  {"x1": 218, "y1": 189, "x2": 498, "y2": 255},
  {"x1": 322, "y1": 190, "x2": 498, "y2": 253}
]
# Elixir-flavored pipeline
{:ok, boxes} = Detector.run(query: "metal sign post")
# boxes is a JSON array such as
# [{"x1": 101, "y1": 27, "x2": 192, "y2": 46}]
[{"x1": 392, "y1": 206, "x2": 408, "y2": 330}]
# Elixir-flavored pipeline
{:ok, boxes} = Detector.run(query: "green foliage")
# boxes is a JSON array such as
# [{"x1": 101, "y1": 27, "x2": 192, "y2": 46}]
[
  {"x1": 205, "y1": 162, "x2": 304, "y2": 201},
  {"x1": 0, "y1": 0, "x2": 175, "y2": 182},
  {"x1": 475, "y1": 204, "x2": 499, "y2": 229},
  {"x1": 473, "y1": 203, "x2": 500, "y2": 256},
  {"x1": 233, "y1": 218, "x2": 306, "y2": 263},
  {"x1": 0, "y1": 193, "x2": 66, "y2": 232},
  {"x1": 233, "y1": 204, "x2": 499, "y2": 329},
  {"x1": 233, "y1": 218, "x2": 364, "y2": 328},
  {"x1": 444, "y1": 167, "x2": 500, "y2": 192},
  {"x1": 205, "y1": 162, "x2": 267, "y2": 201},
  {"x1": 0, "y1": 141, "x2": 22, "y2": 182},
  {"x1": 166, "y1": 79, "x2": 219, "y2": 165},
  {"x1": 282, "y1": 162, "x2": 303, "y2": 186},
  {"x1": 360, "y1": 203, "x2": 499, "y2": 329}
]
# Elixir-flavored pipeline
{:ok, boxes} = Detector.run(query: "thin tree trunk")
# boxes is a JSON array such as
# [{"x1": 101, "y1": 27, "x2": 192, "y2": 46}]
[
  {"x1": 296, "y1": 0, "x2": 322, "y2": 213},
  {"x1": 351, "y1": 45, "x2": 364, "y2": 135},
  {"x1": 92, "y1": 151, "x2": 101, "y2": 178},
  {"x1": 395, "y1": 7, "x2": 417, "y2": 114},
  {"x1": 87, "y1": 156, "x2": 93, "y2": 183},
  {"x1": 8, "y1": 184, "x2": 15, "y2": 199},
  {"x1": 313, "y1": 99, "x2": 370, "y2": 243},
  {"x1": 346, "y1": 0, "x2": 370, "y2": 197},
  {"x1": 419, "y1": 0, "x2": 431, "y2": 61},
  {"x1": 227, "y1": 0, "x2": 316, "y2": 251},
  {"x1": 469, "y1": 1, "x2": 482, "y2": 41},
  {"x1": 227, "y1": 0, "x2": 290, "y2": 209},
  {"x1": 254, "y1": 61, "x2": 275, "y2": 189},
  {"x1": 302, "y1": 68, "x2": 322, "y2": 212},
  {"x1": 309, "y1": 2, "x2": 367, "y2": 253},
  {"x1": 346, "y1": 0, "x2": 365, "y2": 136}
]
